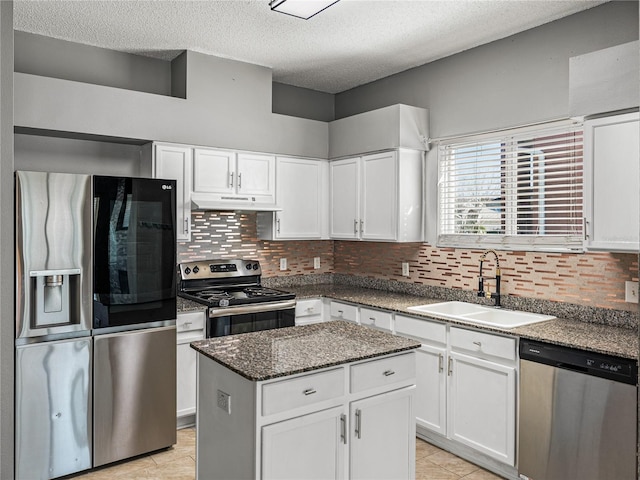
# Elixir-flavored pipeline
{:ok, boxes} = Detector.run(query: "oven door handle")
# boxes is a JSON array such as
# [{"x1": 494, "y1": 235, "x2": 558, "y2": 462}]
[{"x1": 208, "y1": 300, "x2": 297, "y2": 318}]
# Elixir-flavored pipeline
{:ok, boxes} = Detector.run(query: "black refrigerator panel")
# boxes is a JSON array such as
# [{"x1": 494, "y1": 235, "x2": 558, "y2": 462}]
[{"x1": 93, "y1": 176, "x2": 177, "y2": 329}]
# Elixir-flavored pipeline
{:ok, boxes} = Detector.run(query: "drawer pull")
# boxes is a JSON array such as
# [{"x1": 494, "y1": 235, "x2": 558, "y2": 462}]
[
  {"x1": 438, "y1": 353, "x2": 444, "y2": 373},
  {"x1": 448, "y1": 357, "x2": 453, "y2": 376},
  {"x1": 383, "y1": 370, "x2": 395, "y2": 377},
  {"x1": 182, "y1": 321, "x2": 192, "y2": 328},
  {"x1": 369, "y1": 317, "x2": 376, "y2": 322},
  {"x1": 337, "y1": 310, "x2": 344, "y2": 315},
  {"x1": 473, "y1": 341, "x2": 482, "y2": 347},
  {"x1": 302, "y1": 388, "x2": 317, "y2": 396}
]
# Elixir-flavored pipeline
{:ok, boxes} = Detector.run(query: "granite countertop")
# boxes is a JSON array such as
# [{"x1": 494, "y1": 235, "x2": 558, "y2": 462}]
[
  {"x1": 191, "y1": 321, "x2": 421, "y2": 381},
  {"x1": 177, "y1": 296, "x2": 207, "y2": 313},
  {"x1": 286, "y1": 284, "x2": 639, "y2": 360}
]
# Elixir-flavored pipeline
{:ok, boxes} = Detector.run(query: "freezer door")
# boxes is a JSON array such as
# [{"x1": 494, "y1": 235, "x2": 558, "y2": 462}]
[
  {"x1": 93, "y1": 326, "x2": 177, "y2": 467},
  {"x1": 15, "y1": 338, "x2": 92, "y2": 480}
]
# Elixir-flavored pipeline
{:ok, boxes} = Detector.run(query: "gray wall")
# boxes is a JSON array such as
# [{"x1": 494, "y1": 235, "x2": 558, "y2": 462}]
[
  {"x1": 15, "y1": 50, "x2": 329, "y2": 158},
  {"x1": 0, "y1": 3, "x2": 13, "y2": 478},
  {"x1": 272, "y1": 82, "x2": 335, "y2": 122},
  {"x1": 335, "y1": 1, "x2": 639, "y2": 139},
  {"x1": 15, "y1": 31, "x2": 173, "y2": 97},
  {"x1": 15, "y1": 134, "x2": 144, "y2": 177}
]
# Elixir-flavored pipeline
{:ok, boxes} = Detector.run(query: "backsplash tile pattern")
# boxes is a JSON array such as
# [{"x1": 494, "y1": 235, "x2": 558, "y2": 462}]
[
  {"x1": 334, "y1": 242, "x2": 639, "y2": 312},
  {"x1": 177, "y1": 211, "x2": 334, "y2": 277},
  {"x1": 177, "y1": 211, "x2": 637, "y2": 313}
]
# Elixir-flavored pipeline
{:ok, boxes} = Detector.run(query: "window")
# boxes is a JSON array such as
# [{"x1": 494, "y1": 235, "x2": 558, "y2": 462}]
[{"x1": 438, "y1": 121, "x2": 584, "y2": 251}]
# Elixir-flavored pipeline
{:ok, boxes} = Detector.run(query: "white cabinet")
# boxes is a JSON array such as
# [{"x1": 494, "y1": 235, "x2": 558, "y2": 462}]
[
  {"x1": 192, "y1": 148, "x2": 276, "y2": 208},
  {"x1": 584, "y1": 112, "x2": 639, "y2": 252},
  {"x1": 176, "y1": 311, "x2": 205, "y2": 427},
  {"x1": 153, "y1": 143, "x2": 193, "y2": 241},
  {"x1": 330, "y1": 301, "x2": 359, "y2": 324},
  {"x1": 257, "y1": 157, "x2": 329, "y2": 240},
  {"x1": 330, "y1": 149, "x2": 423, "y2": 242},
  {"x1": 350, "y1": 388, "x2": 415, "y2": 480},
  {"x1": 394, "y1": 315, "x2": 517, "y2": 468},
  {"x1": 359, "y1": 307, "x2": 392, "y2": 332},
  {"x1": 295, "y1": 298, "x2": 325, "y2": 325},
  {"x1": 262, "y1": 405, "x2": 346, "y2": 480},
  {"x1": 196, "y1": 350, "x2": 416, "y2": 480}
]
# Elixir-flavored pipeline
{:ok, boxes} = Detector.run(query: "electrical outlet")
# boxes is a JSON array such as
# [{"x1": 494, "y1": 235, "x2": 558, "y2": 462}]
[
  {"x1": 217, "y1": 390, "x2": 231, "y2": 414},
  {"x1": 314, "y1": 257, "x2": 321, "y2": 269},
  {"x1": 625, "y1": 281, "x2": 639, "y2": 303},
  {"x1": 402, "y1": 262, "x2": 410, "y2": 277},
  {"x1": 280, "y1": 258, "x2": 287, "y2": 271}
]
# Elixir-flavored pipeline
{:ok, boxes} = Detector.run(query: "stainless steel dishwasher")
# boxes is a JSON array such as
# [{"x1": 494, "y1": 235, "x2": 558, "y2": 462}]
[{"x1": 518, "y1": 340, "x2": 637, "y2": 480}]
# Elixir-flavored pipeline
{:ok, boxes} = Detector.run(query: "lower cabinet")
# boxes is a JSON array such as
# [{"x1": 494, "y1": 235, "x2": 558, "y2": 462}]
[
  {"x1": 295, "y1": 298, "x2": 325, "y2": 325},
  {"x1": 176, "y1": 311, "x2": 206, "y2": 427},
  {"x1": 394, "y1": 314, "x2": 517, "y2": 472}
]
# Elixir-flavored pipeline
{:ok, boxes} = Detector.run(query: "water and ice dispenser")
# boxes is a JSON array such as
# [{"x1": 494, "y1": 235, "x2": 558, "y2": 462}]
[{"x1": 30, "y1": 269, "x2": 81, "y2": 330}]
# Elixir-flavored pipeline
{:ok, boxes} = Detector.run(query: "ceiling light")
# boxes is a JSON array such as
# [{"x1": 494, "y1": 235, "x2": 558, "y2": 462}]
[{"x1": 270, "y1": 0, "x2": 340, "y2": 20}]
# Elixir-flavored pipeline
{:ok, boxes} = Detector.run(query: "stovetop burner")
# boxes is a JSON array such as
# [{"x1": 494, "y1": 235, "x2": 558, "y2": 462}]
[{"x1": 178, "y1": 259, "x2": 295, "y2": 308}]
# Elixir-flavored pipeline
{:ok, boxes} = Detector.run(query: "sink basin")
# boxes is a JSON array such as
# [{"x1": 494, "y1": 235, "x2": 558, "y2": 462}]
[{"x1": 407, "y1": 301, "x2": 555, "y2": 328}]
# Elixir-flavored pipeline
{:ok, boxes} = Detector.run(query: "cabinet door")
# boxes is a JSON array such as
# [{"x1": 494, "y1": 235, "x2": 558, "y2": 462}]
[
  {"x1": 584, "y1": 112, "x2": 639, "y2": 251},
  {"x1": 237, "y1": 152, "x2": 275, "y2": 198},
  {"x1": 276, "y1": 158, "x2": 326, "y2": 239},
  {"x1": 154, "y1": 144, "x2": 192, "y2": 241},
  {"x1": 415, "y1": 344, "x2": 447, "y2": 436},
  {"x1": 192, "y1": 148, "x2": 236, "y2": 195},
  {"x1": 361, "y1": 151, "x2": 397, "y2": 241},
  {"x1": 350, "y1": 387, "x2": 415, "y2": 480},
  {"x1": 262, "y1": 405, "x2": 346, "y2": 480},
  {"x1": 177, "y1": 329, "x2": 204, "y2": 420},
  {"x1": 448, "y1": 351, "x2": 516, "y2": 466},
  {"x1": 330, "y1": 157, "x2": 360, "y2": 239}
]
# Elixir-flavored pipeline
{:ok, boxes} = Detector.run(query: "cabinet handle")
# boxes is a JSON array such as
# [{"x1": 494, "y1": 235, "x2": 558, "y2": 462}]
[
  {"x1": 369, "y1": 317, "x2": 376, "y2": 324},
  {"x1": 355, "y1": 409, "x2": 362, "y2": 439},
  {"x1": 337, "y1": 310, "x2": 343, "y2": 315},
  {"x1": 383, "y1": 369, "x2": 395, "y2": 377},
  {"x1": 303, "y1": 388, "x2": 317, "y2": 396},
  {"x1": 473, "y1": 341, "x2": 482, "y2": 348},
  {"x1": 238, "y1": 173, "x2": 242, "y2": 189},
  {"x1": 276, "y1": 217, "x2": 281, "y2": 234},
  {"x1": 360, "y1": 219, "x2": 364, "y2": 233},
  {"x1": 184, "y1": 217, "x2": 189, "y2": 235},
  {"x1": 583, "y1": 217, "x2": 589, "y2": 240},
  {"x1": 340, "y1": 414, "x2": 347, "y2": 444},
  {"x1": 354, "y1": 219, "x2": 358, "y2": 234},
  {"x1": 438, "y1": 353, "x2": 444, "y2": 373},
  {"x1": 448, "y1": 357, "x2": 453, "y2": 376},
  {"x1": 229, "y1": 172, "x2": 234, "y2": 188},
  {"x1": 183, "y1": 321, "x2": 192, "y2": 328}
]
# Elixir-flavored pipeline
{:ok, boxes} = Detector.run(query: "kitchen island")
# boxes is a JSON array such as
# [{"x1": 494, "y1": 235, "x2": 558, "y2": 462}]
[{"x1": 191, "y1": 321, "x2": 421, "y2": 480}]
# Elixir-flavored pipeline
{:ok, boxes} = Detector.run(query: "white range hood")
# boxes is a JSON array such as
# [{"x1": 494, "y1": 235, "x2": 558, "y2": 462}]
[{"x1": 190, "y1": 193, "x2": 282, "y2": 212}]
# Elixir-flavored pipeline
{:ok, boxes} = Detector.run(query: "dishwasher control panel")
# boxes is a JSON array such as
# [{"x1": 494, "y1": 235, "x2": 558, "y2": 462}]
[{"x1": 520, "y1": 340, "x2": 637, "y2": 385}]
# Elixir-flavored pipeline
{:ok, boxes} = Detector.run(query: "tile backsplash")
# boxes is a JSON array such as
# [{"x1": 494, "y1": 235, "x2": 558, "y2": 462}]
[{"x1": 178, "y1": 211, "x2": 639, "y2": 312}]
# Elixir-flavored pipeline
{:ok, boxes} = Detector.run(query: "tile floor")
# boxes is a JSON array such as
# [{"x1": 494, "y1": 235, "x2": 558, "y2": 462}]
[{"x1": 71, "y1": 428, "x2": 503, "y2": 479}]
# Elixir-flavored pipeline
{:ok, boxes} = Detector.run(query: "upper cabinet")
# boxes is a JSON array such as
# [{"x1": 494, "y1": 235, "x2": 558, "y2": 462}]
[
  {"x1": 257, "y1": 157, "x2": 329, "y2": 240},
  {"x1": 584, "y1": 112, "x2": 639, "y2": 252},
  {"x1": 330, "y1": 150, "x2": 423, "y2": 242},
  {"x1": 152, "y1": 143, "x2": 193, "y2": 242},
  {"x1": 191, "y1": 148, "x2": 276, "y2": 209}
]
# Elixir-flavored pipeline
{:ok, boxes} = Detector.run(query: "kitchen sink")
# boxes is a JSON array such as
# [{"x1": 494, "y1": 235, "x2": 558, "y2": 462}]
[{"x1": 407, "y1": 301, "x2": 555, "y2": 328}]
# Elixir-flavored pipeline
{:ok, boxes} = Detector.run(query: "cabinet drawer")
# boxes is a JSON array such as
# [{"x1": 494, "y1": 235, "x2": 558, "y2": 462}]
[
  {"x1": 450, "y1": 327, "x2": 516, "y2": 362},
  {"x1": 262, "y1": 368, "x2": 345, "y2": 416},
  {"x1": 350, "y1": 353, "x2": 416, "y2": 394},
  {"x1": 295, "y1": 299, "x2": 323, "y2": 318},
  {"x1": 330, "y1": 301, "x2": 358, "y2": 323},
  {"x1": 177, "y1": 312, "x2": 205, "y2": 333},
  {"x1": 395, "y1": 314, "x2": 446, "y2": 344},
  {"x1": 359, "y1": 307, "x2": 392, "y2": 332}
]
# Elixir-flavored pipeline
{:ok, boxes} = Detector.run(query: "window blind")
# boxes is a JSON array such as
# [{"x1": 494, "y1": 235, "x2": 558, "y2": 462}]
[{"x1": 438, "y1": 122, "x2": 584, "y2": 252}]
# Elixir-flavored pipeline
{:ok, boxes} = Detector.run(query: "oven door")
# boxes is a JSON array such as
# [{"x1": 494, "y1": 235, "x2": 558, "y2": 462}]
[{"x1": 208, "y1": 301, "x2": 296, "y2": 337}]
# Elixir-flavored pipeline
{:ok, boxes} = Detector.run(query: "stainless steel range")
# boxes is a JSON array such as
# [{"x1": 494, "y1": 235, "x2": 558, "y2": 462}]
[{"x1": 178, "y1": 259, "x2": 296, "y2": 337}]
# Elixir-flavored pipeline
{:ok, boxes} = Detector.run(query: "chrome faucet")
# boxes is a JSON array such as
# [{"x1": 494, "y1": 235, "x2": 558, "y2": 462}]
[{"x1": 478, "y1": 250, "x2": 501, "y2": 307}]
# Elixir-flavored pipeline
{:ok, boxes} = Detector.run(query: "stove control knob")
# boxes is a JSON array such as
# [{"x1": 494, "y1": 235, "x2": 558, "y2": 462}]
[
  {"x1": 184, "y1": 267, "x2": 191, "y2": 275},
  {"x1": 252, "y1": 263, "x2": 259, "y2": 270},
  {"x1": 193, "y1": 266, "x2": 200, "y2": 274},
  {"x1": 246, "y1": 263, "x2": 252, "y2": 270}
]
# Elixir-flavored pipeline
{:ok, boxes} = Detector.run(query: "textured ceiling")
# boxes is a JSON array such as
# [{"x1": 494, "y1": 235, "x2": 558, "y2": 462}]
[{"x1": 14, "y1": 0, "x2": 608, "y2": 94}]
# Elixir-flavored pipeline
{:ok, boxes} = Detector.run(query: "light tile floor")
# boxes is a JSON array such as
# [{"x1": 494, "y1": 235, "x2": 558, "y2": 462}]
[{"x1": 71, "y1": 428, "x2": 503, "y2": 479}]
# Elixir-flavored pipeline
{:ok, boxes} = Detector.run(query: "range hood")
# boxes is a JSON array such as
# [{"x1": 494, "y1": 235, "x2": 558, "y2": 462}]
[{"x1": 191, "y1": 193, "x2": 282, "y2": 212}]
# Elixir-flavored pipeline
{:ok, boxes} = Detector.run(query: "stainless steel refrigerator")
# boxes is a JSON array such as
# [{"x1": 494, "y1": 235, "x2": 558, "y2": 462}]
[{"x1": 15, "y1": 171, "x2": 177, "y2": 480}]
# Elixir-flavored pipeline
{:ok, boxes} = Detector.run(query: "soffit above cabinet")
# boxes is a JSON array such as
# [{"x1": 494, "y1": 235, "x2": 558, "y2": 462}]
[{"x1": 328, "y1": 104, "x2": 429, "y2": 159}]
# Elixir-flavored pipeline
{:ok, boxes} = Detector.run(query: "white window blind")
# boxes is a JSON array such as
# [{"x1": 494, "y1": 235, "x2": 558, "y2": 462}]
[{"x1": 438, "y1": 122, "x2": 584, "y2": 252}]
